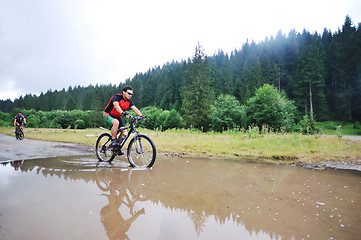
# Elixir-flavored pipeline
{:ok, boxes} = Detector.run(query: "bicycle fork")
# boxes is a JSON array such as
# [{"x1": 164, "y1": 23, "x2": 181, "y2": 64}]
[{"x1": 134, "y1": 135, "x2": 144, "y2": 154}]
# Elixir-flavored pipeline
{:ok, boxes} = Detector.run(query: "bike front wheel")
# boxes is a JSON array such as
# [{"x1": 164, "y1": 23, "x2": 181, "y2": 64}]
[
  {"x1": 96, "y1": 133, "x2": 116, "y2": 162},
  {"x1": 127, "y1": 134, "x2": 156, "y2": 168},
  {"x1": 18, "y1": 130, "x2": 24, "y2": 140}
]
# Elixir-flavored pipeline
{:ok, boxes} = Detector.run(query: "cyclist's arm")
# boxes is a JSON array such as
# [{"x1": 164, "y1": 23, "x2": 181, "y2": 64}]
[
  {"x1": 13, "y1": 118, "x2": 16, "y2": 126},
  {"x1": 131, "y1": 105, "x2": 143, "y2": 117},
  {"x1": 113, "y1": 101, "x2": 124, "y2": 115},
  {"x1": 23, "y1": 117, "x2": 26, "y2": 124}
]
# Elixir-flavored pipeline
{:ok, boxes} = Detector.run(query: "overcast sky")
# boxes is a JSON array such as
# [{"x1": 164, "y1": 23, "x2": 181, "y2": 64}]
[{"x1": 0, "y1": 0, "x2": 360, "y2": 101}]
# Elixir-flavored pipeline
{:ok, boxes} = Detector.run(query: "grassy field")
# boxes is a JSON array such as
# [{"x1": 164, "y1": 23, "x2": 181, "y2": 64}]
[
  {"x1": 1, "y1": 127, "x2": 360, "y2": 164},
  {"x1": 317, "y1": 121, "x2": 361, "y2": 135}
]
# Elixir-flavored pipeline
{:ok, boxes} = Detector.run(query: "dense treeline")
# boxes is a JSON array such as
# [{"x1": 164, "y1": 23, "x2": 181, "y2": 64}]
[
  {"x1": 0, "y1": 84, "x2": 308, "y2": 134},
  {"x1": 1, "y1": 16, "x2": 360, "y2": 129},
  {"x1": 0, "y1": 107, "x2": 184, "y2": 131}
]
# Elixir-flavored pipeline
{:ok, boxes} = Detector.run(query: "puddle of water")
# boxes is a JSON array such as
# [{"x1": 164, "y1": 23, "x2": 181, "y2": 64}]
[{"x1": 0, "y1": 156, "x2": 360, "y2": 240}]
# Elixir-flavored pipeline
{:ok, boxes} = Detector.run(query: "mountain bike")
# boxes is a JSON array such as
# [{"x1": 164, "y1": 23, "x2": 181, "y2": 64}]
[
  {"x1": 15, "y1": 124, "x2": 25, "y2": 140},
  {"x1": 95, "y1": 115, "x2": 156, "y2": 168}
]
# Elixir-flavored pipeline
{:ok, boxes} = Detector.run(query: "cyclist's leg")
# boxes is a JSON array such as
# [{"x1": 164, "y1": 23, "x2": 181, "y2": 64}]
[
  {"x1": 103, "y1": 112, "x2": 118, "y2": 140},
  {"x1": 117, "y1": 117, "x2": 126, "y2": 139},
  {"x1": 111, "y1": 119, "x2": 120, "y2": 139},
  {"x1": 115, "y1": 117, "x2": 126, "y2": 154}
]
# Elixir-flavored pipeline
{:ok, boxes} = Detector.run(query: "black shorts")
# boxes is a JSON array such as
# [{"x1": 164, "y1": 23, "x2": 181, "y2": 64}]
[{"x1": 103, "y1": 112, "x2": 125, "y2": 128}]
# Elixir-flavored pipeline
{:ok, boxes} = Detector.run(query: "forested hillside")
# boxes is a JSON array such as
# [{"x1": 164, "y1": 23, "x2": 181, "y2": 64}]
[{"x1": 1, "y1": 16, "x2": 360, "y2": 124}]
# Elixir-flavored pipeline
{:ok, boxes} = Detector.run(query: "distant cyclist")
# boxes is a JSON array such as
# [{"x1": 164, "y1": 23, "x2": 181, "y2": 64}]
[
  {"x1": 14, "y1": 112, "x2": 26, "y2": 132},
  {"x1": 103, "y1": 85, "x2": 145, "y2": 147}
]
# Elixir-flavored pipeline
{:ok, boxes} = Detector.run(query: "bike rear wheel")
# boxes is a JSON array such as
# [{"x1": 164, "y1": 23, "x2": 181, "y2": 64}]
[
  {"x1": 127, "y1": 134, "x2": 156, "y2": 168},
  {"x1": 96, "y1": 133, "x2": 116, "y2": 162}
]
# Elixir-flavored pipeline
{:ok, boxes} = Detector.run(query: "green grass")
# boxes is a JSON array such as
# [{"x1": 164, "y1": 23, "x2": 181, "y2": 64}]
[
  {"x1": 317, "y1": 121, "x2": 361, "y2": 135},
  {"x1": 1, "y1": 127, "x2": 360, "y2": 164},
  {"x1": 153, "y1": 129, "x2": 361, "y2": 163}
]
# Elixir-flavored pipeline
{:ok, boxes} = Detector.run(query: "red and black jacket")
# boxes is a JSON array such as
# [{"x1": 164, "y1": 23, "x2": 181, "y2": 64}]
[{"x1": 104, "y1": 94, "x2": 134, "y2": 117}]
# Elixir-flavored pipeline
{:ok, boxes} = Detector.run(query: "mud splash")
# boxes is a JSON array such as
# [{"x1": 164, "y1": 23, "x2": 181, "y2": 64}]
[{"x1": 0, "y1": 156, "x2": 360, "y2": 239}]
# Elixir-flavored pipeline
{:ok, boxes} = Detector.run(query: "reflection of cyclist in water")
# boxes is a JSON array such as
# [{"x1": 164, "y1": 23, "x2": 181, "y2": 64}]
[
  {"x1": 96, "y1": 168, "x2": 148, "y2": 240},
  {"x1": 100, "y1": 189, "x2": 145, "y2": 240},
  {"x1": 11, "y1": 160, "x2": 24, "y2": 171}
]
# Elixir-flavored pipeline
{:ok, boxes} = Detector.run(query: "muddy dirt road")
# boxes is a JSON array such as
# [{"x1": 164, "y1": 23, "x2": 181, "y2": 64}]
[{"x1": 0, "y1": 134, "x2": 93, "y2": 161}]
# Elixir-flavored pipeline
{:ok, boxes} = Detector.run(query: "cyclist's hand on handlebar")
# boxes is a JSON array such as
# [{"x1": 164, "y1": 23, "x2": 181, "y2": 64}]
[
  {"x1": 122, "y1": 111, "x2": 130, "y2": 118},
  {"x1": 141, "y1": 116, "x2": 146, "y2": 121}
]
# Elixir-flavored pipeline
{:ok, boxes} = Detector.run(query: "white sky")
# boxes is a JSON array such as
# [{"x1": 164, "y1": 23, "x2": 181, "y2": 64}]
[{"x1": 0, "y1": 0, "x2": 360, "y2": 101}]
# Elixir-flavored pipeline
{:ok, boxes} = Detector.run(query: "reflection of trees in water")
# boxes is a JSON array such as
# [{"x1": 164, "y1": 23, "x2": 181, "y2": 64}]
[
  {"x1": 18, "y1": 159, "x2": 275, "y2": 238},
  {"x1": 17, "y1": 160, "x2": 286, "y2": 238},
  {"x1": 18, "y1": 159, "x2": 96, "y2": 182},
  {"x1": 14, "y1": 159, "x2": 354, "y2": 239},
  {"x1": 4, "y1": 157, "x2": 285, "y2": 238},
  {"x1": 144, "y1": 165, "x2": 319, "y2": 240},
  {"x1": 96, "y1": 168, "x2": 151, "y2": 240},
  {"x1": 188, "y1": 210, "x2": 207, "y2": 236}
]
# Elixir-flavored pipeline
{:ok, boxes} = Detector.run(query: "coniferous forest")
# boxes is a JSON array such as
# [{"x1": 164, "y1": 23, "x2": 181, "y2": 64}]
[{"x1": 1, "y1": 16, "x2": 360, "y2": 131}]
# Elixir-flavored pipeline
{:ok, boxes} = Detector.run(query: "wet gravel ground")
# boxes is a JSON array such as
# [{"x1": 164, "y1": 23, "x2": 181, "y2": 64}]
[
  {"x1": 0, "y1": 134, "x2": 94, "y2": 162},
  {"x1": 341, "y1": 135, "x2": 361, "y2": 141}
]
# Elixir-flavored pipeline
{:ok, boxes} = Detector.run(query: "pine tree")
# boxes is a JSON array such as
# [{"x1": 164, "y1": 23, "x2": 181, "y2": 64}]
[
  {"x1": 181, "y1": 43, "x2": 213, "y2": 131},
  {"x1": 65, "y1": 97, "x2": 77, "y2": 110},
  {"x1": 91, "y1": 88, "x2": 102, "y2": 112},
  {"x1": 295, "y1": 45, "x2": 328, "y2": 120},
  {"x1": 338, "y1": 15, "x2": 359, "y2": 120}
]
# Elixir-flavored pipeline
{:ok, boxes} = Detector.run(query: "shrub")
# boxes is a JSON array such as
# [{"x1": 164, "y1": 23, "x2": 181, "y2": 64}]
[
  {"x1": 140, "y1": 106, "x2": 163, "y2": 130},
  {"x1": 298, "y1": 115, "x2": 320, "y2": 134},
  {"x1": 163, "y1": 109, "x2": 185, "y2": 130},
  {"x1": 26, "y1": 114, "x2": 40, "y2": 128},
  {"x1": 209, "y1": 94, "x2": 247, "y2": 132},
  {"x1": 0, "y1": 111, "x2": 11, "y2": 126},
  {"x1": 140, "y1": 106, "x2": 184, "y2": 130},
  {"x1": 246, "y1": 84, "x2": 296, "y2": 132},
  {"x1": 74, "y1": 119, "x2": 86, "y2": 129}
]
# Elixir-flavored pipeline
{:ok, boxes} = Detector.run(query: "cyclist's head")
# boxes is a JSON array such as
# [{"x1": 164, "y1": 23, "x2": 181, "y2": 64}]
[
  {"x1": 122, "y1": 85, "x2": 133, "y2": 93},
  {"x1": 18, "y1": 112, "x2": 22, "y2": 116},
  {"x1": 122, "y1": 85, "x2": 134, "y2": 99}
]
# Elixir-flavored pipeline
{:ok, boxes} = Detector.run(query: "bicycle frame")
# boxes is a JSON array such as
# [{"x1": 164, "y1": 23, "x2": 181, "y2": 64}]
[
  {"x1": 15, "y1": 125, "x2": 24, "y2": 140},
  {"x1": 15, "y1": 125, "x2": 22, "y2": 132},
  {"x1": 117, "y1": 118, "x2": 140, "y2": 149}
]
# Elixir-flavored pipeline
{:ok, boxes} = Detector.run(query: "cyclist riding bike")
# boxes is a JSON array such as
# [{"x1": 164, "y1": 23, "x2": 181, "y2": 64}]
[
  {"x1": 14, "y1": 112, "x2": 26, "y2": 132},
  {"x1": 103, "y1": 85, "x2": 145, "y2": 149}
]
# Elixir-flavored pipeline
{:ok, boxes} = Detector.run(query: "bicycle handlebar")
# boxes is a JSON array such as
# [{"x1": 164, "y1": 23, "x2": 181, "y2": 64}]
[
  {"x1": 129, "y1": 115, "x2": 146, "y2": 122},
  {"x1": 123, "y1": 112, "x2": 146, "y2": 122}
]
